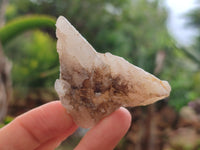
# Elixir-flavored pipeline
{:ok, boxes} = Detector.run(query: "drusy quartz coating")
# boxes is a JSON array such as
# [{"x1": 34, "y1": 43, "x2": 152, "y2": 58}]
[{"x1": 55, "y1": 16, "x2": 171, "y2": 128}]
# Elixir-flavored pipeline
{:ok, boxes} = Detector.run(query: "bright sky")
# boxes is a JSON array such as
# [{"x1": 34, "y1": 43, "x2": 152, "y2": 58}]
[{"x1": 165, "y1": 0, "x2": 199, "y2": 46}]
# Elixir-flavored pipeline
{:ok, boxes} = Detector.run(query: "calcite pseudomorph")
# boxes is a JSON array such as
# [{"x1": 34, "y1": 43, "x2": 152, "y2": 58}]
[{"x1": 55, "y1": 16, "x2": 171, "y2": 128}]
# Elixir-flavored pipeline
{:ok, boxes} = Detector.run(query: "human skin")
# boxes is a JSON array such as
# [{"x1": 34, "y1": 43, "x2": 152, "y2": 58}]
[{"x1": 0, "y1": 101, "x2": 131, "y2": 150}]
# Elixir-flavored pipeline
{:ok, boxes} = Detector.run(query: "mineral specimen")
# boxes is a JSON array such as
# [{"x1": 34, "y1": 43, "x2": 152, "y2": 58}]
[{"x1": 55, "y1": 16, "x2": 171, "y2": 128}]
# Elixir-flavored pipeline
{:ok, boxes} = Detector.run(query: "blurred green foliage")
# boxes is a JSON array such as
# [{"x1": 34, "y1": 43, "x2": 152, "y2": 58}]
[
  {"x1": 0, "y1": 0, "x2": 199, "y2": 110},
  {"x1": 4, "y1": 30, "x2": 58, "y2": 88},
  {"x1": 6, "y1": 0, "x2": 171, "y2": 71},
  {"x1": 186, "y1": 3, "x2": 200, "y2": 66},
  {"x1": 0, "y1": 116, "x2": 13, "y2": 128}
]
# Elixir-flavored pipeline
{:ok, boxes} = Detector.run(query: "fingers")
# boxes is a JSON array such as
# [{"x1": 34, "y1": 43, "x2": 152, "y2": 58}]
[
  {"x1": 75, "y1": 107, "x2": 132, "y2": 150},
  {"x1": 0, "y1": 101, "x2": 78, "y2": 150},
  {"x1": 35, "y1": 125, "x2": 77, "y2": 150},
  {"x1": 0, "y1": 102, "x2": 131, "y2": 150}
]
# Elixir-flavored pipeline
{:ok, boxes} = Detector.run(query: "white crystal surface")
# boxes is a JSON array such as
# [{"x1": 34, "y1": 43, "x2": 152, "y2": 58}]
[{"x1": 55, "y1": 16, "x2": 171, "y2": 128}]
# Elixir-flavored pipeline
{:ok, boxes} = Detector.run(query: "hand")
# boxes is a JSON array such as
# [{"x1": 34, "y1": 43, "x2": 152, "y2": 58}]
[{"x1": 0, "y1": 101, "x2": 131, "y2": 150}]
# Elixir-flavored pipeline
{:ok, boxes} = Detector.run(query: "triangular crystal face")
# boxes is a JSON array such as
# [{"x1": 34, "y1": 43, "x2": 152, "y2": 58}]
[{"x1": 55, "y1": 16, "x2": 171, "y2": 128}]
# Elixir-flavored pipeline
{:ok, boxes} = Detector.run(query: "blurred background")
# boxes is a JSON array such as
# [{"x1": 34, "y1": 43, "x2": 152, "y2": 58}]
[{"x1": 0, "y1": 0, "x2": 200, "y2": 149}]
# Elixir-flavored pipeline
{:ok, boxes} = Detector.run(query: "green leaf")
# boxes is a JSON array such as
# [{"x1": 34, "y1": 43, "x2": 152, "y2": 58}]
[{"x1": 0, "y1": 15, "x2": 56, "y2": 45}]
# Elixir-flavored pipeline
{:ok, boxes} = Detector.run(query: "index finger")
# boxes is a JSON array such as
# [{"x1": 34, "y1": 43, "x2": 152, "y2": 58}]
[{"x1": 0, "y1": 101, "x2": 77, "y2": 150}]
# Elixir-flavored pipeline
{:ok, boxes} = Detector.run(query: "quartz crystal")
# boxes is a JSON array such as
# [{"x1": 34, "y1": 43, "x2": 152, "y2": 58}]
[{"x1": 55, "y1": 16, "x2": 171, "y2": 128}]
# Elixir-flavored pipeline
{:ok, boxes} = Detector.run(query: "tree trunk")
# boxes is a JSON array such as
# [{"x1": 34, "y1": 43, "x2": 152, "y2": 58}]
[
  {"x1": 0, "y1": 0, "x2": 8, "y2": 27},
  {"x1": 0, "y1": 0, "x2": 12, "y2": 122},
  {"x1": 0, "y1": 44, "x2": 12, "y2": 121}
]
